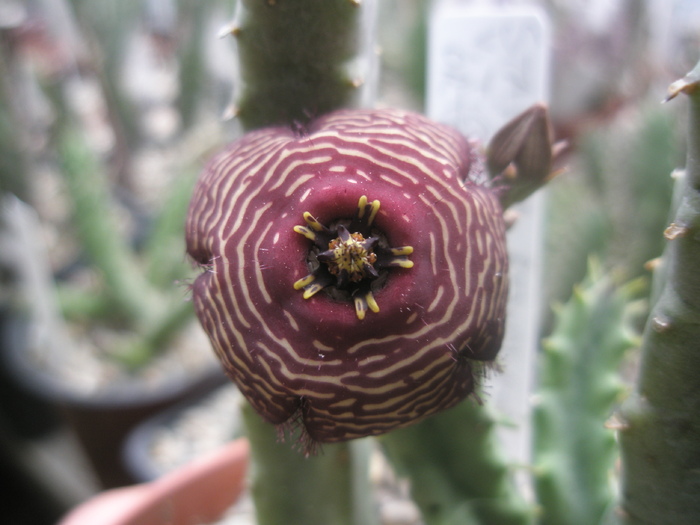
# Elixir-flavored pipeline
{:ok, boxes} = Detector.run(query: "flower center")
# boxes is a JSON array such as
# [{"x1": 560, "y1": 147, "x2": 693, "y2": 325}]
[
  {"x1": 323, "y1": 229, "x2": 378, "y2": 282},
  {"x1": 292, "y1": 196, "x2": 413, "y2": 320}
]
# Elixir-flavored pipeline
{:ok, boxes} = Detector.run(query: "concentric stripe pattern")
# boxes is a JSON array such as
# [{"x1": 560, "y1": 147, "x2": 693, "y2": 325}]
[{"x1": 186, "y1": 108, "x2": 509, "y2": 443}]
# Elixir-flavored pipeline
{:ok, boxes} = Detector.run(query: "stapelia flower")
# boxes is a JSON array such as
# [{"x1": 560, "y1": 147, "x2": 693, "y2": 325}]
[{"x1": 186, "y1": 108, "x2": 511, "y2": 444}]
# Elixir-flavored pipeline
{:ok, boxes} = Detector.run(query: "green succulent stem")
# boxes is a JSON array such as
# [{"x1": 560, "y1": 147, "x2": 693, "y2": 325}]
[
  {"x1": 533, "y1": 262, "x2": 639, "y2": 525},
  {"x1": 616, "y1": 63, "x2": 700, "y2": 523},
  {"x1": 232, "y1": 0, "x2": 371, "y2": 131},
  {"x1": 380, "y1": 398, "x2": 534, "y2": 525},
  {"x1": 241, "y1": 402, "x2": 379, "y2": 525}
]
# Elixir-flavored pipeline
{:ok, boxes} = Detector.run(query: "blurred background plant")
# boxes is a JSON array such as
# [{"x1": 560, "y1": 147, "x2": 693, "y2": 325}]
[
  {"x1": 0, "y1": 0, "x2": 239, "y2": 373},
  {"x1": 0, "y1": 0, "x2": 242, "y2": 512},
  {"x1": 0, "y1": 0, "x2": 698, "y2": 524}
]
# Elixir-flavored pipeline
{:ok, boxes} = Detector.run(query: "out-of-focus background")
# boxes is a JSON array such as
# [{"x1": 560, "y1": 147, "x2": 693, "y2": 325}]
[{"x1": 0, "y1": 0, "x2": 697, "y2": 524}]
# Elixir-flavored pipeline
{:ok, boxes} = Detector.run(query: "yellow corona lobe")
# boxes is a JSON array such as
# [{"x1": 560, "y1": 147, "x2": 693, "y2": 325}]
[
  {"x1": 303, "y1": 212, "x2": 325, "y2": 232},
  {"x1": 357, "y1": 195, "x2": 369, "y2": 218},
  {"x1": 365, "y1": 291, "x2": 379, "y2": 312},
  {"x1": 391, "y1": 246, "x2": 413, "y2": 255},
  {"x1": 293, "y1": 274, "x2": 315, "y2": 290},
  {"x1": 368, "y1": 200, "x2": 380, "y2": 225},
  {"x1": 293, "y1": 225, "x2": 317, "y2": 241}
]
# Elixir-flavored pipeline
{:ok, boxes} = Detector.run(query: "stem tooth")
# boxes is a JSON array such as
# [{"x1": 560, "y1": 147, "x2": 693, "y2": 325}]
[
  {"x1": 651, "y1": 315, "x2": 672, "y2": 333},
  {"x1": 664, "y1": 222, "x2": 688, "y2": 240}
]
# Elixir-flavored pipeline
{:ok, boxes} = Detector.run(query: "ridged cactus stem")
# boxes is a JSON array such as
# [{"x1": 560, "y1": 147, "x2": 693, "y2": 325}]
[
  {"x1": 533, "y1": 264, "x2": 638, "y2": 525},
  {"x1": 230, "y1": 0, "x2": 374, "y2": 131},
  {"x1": 379, "y1": 398, "x2": 533, "y2": 525},
  {"x1": 242, "y1": 402, "x2": 379, "y2": 525},
  {"x1": 616, "y1": 64, "x2": 700, "y2": 523}
]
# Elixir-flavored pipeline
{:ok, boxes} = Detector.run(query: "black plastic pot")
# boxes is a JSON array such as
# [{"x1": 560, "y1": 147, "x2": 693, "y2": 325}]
[
  {"x1": 3, "y1": 318, "x2": 228, "y2": 489},
  {"x1": 0, "y1": 311, "x2": 61, "y2": 439}
]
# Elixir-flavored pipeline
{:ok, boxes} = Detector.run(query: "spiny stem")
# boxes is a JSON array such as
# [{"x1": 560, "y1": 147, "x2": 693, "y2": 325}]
[
  {"x1": 533, "y1": 262, "x2": 639, "y2": 525},
  {"x1": 616, "y1": 62, "x2": 700, "y2": 524}
]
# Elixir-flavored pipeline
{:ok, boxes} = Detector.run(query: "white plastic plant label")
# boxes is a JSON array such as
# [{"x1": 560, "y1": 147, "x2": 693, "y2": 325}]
[{"x1": 427, "y1": 1, "x2": 551, "y2": 481}]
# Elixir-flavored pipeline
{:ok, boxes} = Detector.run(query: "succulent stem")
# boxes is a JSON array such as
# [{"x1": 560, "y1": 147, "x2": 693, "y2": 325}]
[
  {"x1": 380, "y1": 399, "x2": 534, "y2": 525},
  {"x1": 533, "y1": 262, "x2": 639, "y2": 525},
  {"x1": 616, "y1": 62, "x2": 700, "y2": 523},
  {"x1": 55, "y1": 94, "x2": 201, "y2": 368},
  {"x1": 57, "y1": 128, "x2": 158, "y2": 328},
  {"x1": 231, "y1": 0, "x2": 373, "y2": 131},
  {"x1": 242, "y1": 402, "x2": 379, "y2": 525}
]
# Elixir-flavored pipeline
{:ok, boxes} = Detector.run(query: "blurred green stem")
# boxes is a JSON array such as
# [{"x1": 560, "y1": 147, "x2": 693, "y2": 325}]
[
  {"x1": 58, "y1": 128, "x2": 160, "y2": 328},
  {"x1": 0, "y1": 41, "x2": 30, "y2": 200},
  {"x1": 143, "y1": 165, "x2": 199, "y2": 289},
  {"x1": 533, "y1": 263, "x2": 639, "y2": 525},
  {"x1": 57, "y1": 129, "x2": 199, "y2": 369},
  {"x1": 175, "y1": 0, "x2": 211, "y2": 130}
]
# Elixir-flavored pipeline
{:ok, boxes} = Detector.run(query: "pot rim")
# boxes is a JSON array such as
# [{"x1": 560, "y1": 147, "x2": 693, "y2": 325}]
[
  {"x1": 122, "y1": 383, "x2": 241, "y2": 483},
  {"x1": 2, "y1": 315, "x2": 227, "y2": 409}
]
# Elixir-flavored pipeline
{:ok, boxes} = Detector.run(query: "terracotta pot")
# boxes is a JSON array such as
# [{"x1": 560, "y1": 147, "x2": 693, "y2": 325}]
[
  {"x1": 58, "y1": 438, "x2": 249, "y2": 525},
  {"x1": 3, "y1": 319, "x2": 229, "y2": 488}
]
